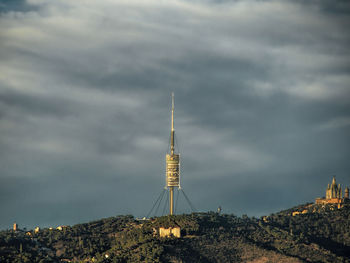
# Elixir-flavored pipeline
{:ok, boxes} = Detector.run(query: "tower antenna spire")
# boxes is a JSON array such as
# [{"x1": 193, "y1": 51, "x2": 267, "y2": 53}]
[{"x1": 170, "y1": 92, "x2": 175, "y2": 155}]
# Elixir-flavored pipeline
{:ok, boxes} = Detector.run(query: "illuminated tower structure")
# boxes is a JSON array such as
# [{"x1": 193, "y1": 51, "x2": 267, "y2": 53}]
[
  {"x1": 166, "y1": 93, "x2": 180, "y2": 215},
  {"x1": 146, "y1": 93, "x2": 195, "y2": 218}
]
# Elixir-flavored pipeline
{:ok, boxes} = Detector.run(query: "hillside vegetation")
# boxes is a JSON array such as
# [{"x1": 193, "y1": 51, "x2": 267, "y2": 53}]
[{"x1": 1, "y1": 203, "x2": 349, "y2": 262}]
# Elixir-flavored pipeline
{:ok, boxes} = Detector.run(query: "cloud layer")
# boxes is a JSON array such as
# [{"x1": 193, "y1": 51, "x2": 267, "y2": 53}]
[{"x1": 1, "y1": 0, "x2": 350, "y2": 229}]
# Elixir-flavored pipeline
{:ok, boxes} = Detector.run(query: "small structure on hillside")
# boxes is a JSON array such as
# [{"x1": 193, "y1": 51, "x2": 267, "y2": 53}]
[
  {"x1": 158, "y1": 226, "x2": 181, "y2": 238},
  {"x1": 292, "y1": 210, "x2": 308, "y2": 216},
  {"x1": 56, "y1": 225, "x2": 67, "y2": 231},
  {"x1": 217, "y1": 206, "x2": 222, "y2": 214},
  {"x1": 315, "y1": 177, "x2": 349, "y2": 208}
]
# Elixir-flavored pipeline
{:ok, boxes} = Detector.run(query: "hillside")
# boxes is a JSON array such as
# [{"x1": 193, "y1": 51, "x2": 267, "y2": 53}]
[{"x1": 1, "y1": 203, "x2": 349, "y2": 263}]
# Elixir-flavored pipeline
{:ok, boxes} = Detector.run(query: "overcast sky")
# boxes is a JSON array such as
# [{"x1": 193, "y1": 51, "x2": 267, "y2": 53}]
[{"x1": 0, "y1": 0, "x2": 349, "y2": 230}]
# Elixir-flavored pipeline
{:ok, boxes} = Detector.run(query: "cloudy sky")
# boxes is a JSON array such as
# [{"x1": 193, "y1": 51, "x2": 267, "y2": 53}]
[{"x1": 0, "y1": 0, "x2": 349, "y2": 230}]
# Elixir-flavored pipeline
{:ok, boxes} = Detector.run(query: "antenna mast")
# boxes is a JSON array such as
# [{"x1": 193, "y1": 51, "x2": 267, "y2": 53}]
[{"x1": 171, "y1": 92, "x2": 175, "y2": 155}]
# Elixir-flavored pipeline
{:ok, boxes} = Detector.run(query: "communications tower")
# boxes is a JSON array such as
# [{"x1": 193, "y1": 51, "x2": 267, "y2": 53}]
[
  {"x1": 166, "y1": 93, "x2": 180, "y2": 215},
  {"x1": 146, "y1": 93, "x2": 195, "y2": 218}
]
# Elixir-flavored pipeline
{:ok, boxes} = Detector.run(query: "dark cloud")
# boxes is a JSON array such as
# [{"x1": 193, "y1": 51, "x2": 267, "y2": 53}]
[
  {"x1": 0, "y1": 0, "x2": 349, "y2": 230},
  {"x1": 0, "y1": 0, "x2": 37, "y2": 13}
]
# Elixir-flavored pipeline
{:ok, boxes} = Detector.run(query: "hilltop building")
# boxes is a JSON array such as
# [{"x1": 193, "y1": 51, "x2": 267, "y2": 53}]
[
  {"x1": 159, "y1": 226, "x2": 181, "y2": 238},
  {"x1": 315, "y1": 177, "x2": 349, "y2": 208}
]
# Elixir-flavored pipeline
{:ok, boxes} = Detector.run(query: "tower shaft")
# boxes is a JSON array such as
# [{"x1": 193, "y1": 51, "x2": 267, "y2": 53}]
[
  {"x1": 170, "y1": 93, "x2": 174, "y2": 215},
  {"x1": 170, "y1": 187, "x2": 174, "y2": 215}
]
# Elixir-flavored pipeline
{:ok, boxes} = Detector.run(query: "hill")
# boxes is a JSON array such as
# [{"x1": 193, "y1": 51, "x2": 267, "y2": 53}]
[{"x1": 1, "y1": 203, "x2": 349, "y2": 262}]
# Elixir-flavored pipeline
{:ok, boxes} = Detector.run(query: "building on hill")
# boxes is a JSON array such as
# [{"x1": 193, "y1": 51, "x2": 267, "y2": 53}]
[
  {"x1": 315, "y1": 176, "x2": 349, "y2": 208},
  {"x1": 157, "y1": 226, "x2": 181, "y2": 238},
  {"x1": 326, "y1": 177, "x2": 342, "y2": 199}
]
